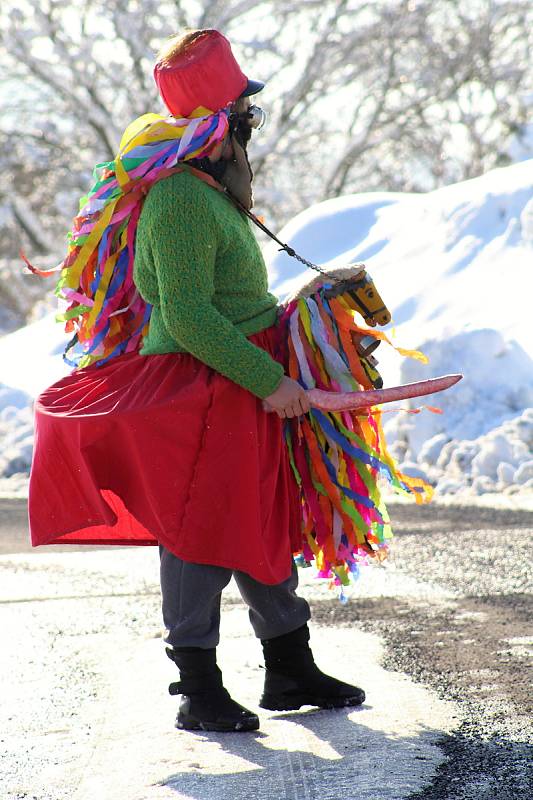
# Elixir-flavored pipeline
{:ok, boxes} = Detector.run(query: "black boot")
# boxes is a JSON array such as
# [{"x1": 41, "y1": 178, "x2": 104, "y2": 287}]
[
  {"x1": 259, "y1": 624, "x2": 365, "y2": 711},
  {"x1": 166, "y1": 647, "x2": 259, "y2": 732}
]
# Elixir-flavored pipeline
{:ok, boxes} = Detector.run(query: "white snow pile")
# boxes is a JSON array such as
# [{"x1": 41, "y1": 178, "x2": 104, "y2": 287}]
[
  {"x1": 381, "y1": 331, "x2": 533, "y2": 498},
  {"x1": 266, "y1": 159, "x2": 533, "y2": 502},
  {"x1": 0, "y1": 384, "x2": 34, "y2": 483},
  {"x1": 0, "y1": 159, "x2": 532, "y2": 502},
  {"x1": 0, "y1": 306, "x2": 73, "y2": 496}
]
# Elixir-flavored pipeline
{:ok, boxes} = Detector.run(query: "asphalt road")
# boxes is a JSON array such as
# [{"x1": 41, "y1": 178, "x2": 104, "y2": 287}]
[
  {"x1": 1, "y1": 498, "x2": 532, "y2": 799},
  {"x1": 312, "y1": 502, "x2": 533, "y2": 800}
]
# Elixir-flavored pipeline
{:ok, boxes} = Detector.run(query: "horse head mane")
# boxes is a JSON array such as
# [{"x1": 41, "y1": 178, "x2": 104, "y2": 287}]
[{"x1": 286, "y1": 263, "x2": 366, "y2": 303}]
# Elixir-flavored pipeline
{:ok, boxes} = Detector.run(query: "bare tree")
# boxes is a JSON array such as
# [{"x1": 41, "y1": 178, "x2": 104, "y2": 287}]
[{"x1": 0, "y1": 0, "x2": 531, "y2": 328}]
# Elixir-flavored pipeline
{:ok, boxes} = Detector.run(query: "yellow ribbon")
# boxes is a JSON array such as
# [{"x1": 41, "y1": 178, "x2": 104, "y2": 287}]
[
  {"x1": 336, "y1": 296, "x2": 429, "y2": 363},
  {"x1": 63, "y1": 200, "x2": 118, "y2": 290}
]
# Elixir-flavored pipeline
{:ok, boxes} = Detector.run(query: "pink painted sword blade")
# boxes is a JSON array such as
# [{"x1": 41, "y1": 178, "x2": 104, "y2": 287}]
[{"x1": 306, "y1": 374, "x2": 463, "y2": 411}]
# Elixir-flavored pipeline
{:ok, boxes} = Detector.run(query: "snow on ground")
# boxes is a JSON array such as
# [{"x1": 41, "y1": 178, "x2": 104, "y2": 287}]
[
  {"x1": 266, "y1": 159, "x2": 533, "y2": 501},
  {"x1": 0, "y1": 160, "x2": 532, "y2": 501}
]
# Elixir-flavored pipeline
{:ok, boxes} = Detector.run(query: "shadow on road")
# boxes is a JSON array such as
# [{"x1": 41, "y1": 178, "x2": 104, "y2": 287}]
[{"x1": 160, "y1": 706, "x2": 446, "y2": 800}]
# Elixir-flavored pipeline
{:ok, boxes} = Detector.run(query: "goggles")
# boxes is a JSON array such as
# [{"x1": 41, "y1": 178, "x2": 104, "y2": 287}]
[
  {"x1": 229, "y1": 104, "x2": 267, "y2": 136},
  {"x1": 246, "y1": 104, "x2": 267, "y2": 130}
]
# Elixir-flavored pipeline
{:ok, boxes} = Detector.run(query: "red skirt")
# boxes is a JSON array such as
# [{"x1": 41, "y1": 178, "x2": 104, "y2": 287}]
[{"x1": 28, "y1": 325, "x2": 302, "y2": 584}]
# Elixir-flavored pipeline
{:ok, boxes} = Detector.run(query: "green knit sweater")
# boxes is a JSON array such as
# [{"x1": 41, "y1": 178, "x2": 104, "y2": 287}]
[{"x1": 133, "y1": 170, "x2": 284, "y2": 399}]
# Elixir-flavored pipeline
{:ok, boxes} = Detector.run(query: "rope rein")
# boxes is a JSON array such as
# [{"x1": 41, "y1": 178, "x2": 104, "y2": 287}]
[{"x1": 225, "y1": 191, "x2": 331, "y2": 276}]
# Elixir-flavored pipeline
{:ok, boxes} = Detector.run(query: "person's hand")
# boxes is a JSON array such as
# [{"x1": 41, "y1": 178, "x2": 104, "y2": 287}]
[{"x1": 262, "y1": 376, "x2": 311, "y2": 418}]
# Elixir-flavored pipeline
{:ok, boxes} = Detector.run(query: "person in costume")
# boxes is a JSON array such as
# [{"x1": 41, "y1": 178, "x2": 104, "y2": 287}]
[{"x1": 28, "y1": 29, "x2": 365, "y2": 733}]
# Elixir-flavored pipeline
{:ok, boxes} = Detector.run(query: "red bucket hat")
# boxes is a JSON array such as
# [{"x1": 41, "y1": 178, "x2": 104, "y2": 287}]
[{"x1": 154, "y1": 30, "x2": 264, "y2": 118}]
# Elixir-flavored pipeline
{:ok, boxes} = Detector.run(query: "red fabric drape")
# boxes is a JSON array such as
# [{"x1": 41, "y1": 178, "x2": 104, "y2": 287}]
[{"x1": 28, "y1": 326, "x2": 302, "y2": 584}]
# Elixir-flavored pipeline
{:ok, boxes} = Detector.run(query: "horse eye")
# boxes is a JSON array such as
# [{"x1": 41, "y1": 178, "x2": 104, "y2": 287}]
[{"x1": 366, "y1": 290, "x2": 374, "y2": 298}]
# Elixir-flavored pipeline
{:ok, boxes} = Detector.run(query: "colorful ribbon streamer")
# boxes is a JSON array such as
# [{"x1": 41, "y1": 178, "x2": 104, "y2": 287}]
[
  {"x1": 279, "y1": 283, "x2": 433, "y2": 586},
  {"x1": 24, "y1": 107, "x2": 230, "y2": 369}
]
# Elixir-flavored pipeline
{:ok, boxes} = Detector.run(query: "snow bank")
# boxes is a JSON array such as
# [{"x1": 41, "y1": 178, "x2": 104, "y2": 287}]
[
  {"x1": 383, "y1": 329, "x2": 532, "y2": 455},
  {"x1": 267, "y1": 160, "x2": 533, "y2": 361},
  {"x1": 382, "y1": 330, "x2": 533, "y2": 497},
  {"x1": 0, "y1": 383, "x2": 34, "y2": 491},
  {"x1": 0, "y1": 312, "x2": 71, "y2": 398},
  {"x1": 0, "y1": 314, "x2": 71, "y2": 496},
  {"x1": 265, "y1": 160, "x2": 533, "y2": 500},
  {"x1": 400, "y1": 408, "x2": 533, "y2": 498}
]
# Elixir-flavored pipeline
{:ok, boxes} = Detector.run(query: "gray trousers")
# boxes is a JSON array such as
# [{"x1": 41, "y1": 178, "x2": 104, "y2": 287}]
[{"x1": 160, "y1": 547, "x2": 311, "y2": 649}]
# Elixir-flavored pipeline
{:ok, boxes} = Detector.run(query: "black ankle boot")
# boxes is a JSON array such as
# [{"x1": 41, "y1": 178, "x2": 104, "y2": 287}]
[
  {"x1": 166, "y1": 647, "x2": 259, "y2": 732},
  {"x1": 259, "y1": 624, "x2": 365, "y2": 711}
]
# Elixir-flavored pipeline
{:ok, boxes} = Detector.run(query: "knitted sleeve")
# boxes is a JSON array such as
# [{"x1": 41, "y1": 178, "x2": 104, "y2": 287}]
[{"x1": 144, "y1": 177, "x2": 285, "y2": 399}]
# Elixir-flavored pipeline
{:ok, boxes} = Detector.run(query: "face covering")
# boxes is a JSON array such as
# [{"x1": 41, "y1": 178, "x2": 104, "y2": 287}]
[
  {"x1": 220, "y1": 134, "x2": 254, "y2": 209},
  {"x1": 191, "y1": 104, "x2": 265, "y2": 209}
]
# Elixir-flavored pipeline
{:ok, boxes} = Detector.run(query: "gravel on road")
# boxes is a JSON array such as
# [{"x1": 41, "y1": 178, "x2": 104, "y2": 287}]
[{"x1": 311, "y1": 502, "x2": 533, "y2": 800}]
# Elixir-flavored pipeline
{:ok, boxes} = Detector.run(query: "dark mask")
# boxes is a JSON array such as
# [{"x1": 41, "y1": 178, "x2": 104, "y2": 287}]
[
  {"x1": 188, "y1": 105, "x2": 266, "y2": 209},
  {"x1": 189, "y1": 156, "x2": 229, "y2": 183},
  {"x1": 228, "y1": 105, "x2": 266, "y2": 147}
]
